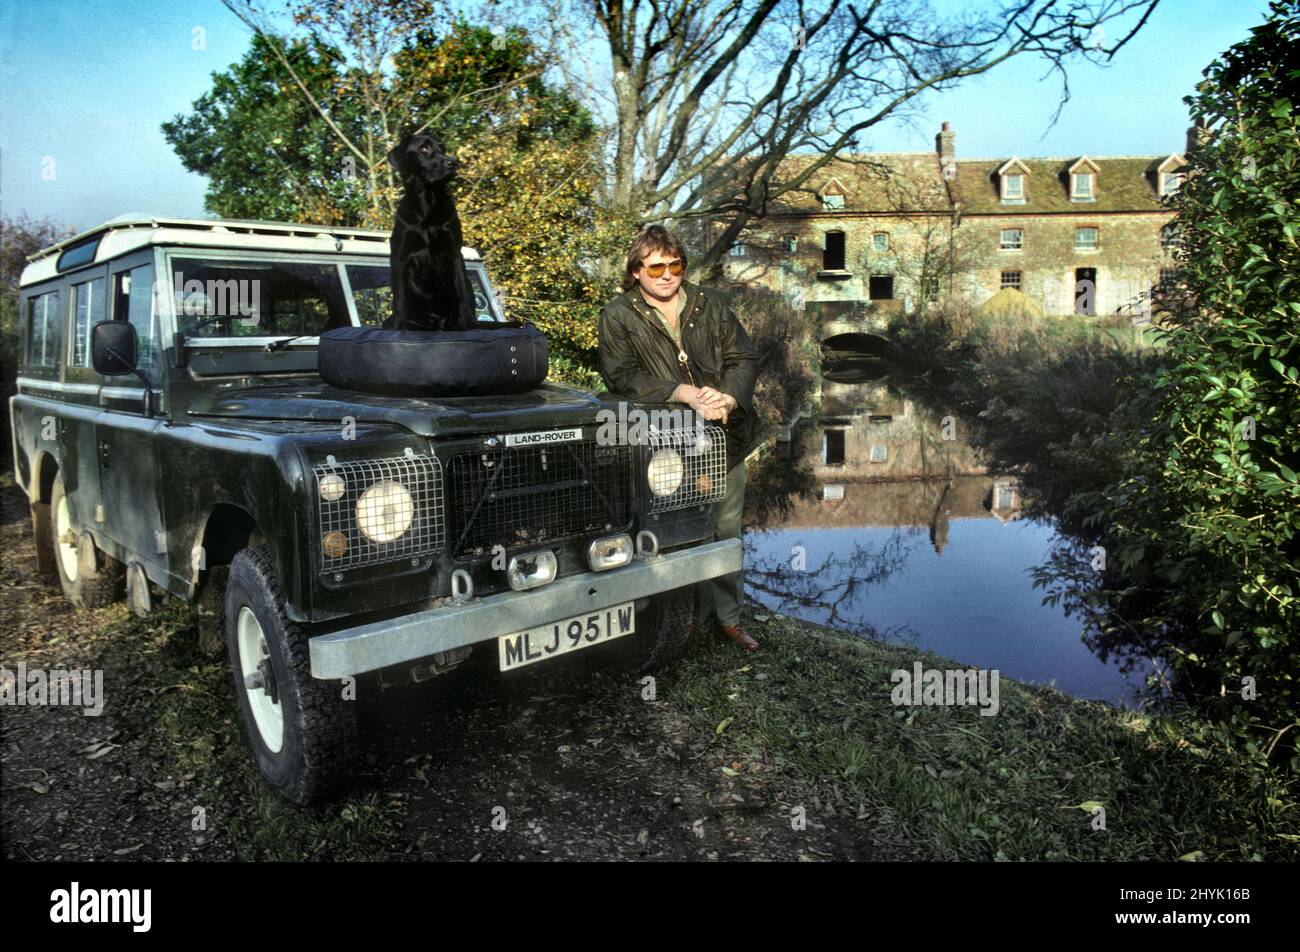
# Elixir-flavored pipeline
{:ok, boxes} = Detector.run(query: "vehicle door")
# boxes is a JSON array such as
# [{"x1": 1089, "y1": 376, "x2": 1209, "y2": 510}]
[{"x1": 94, "y1": 251, "x2": 167, "y2": 572}]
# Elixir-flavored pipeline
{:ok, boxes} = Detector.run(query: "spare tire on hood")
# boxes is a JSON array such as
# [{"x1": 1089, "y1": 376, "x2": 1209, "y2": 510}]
[{"x1": 317, "y1": 323, "x2": 548, "y2": 397}]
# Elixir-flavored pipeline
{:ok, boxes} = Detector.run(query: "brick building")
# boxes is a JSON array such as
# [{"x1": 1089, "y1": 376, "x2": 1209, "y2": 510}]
[{"x1": 712, "y1": 122, "x2": 1187, "y2": 321}]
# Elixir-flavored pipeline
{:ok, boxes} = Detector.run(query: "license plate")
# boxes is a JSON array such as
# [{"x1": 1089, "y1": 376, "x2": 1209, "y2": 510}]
[{"x1": 498, "y1": 602, "x2": 636, "y2": 671}]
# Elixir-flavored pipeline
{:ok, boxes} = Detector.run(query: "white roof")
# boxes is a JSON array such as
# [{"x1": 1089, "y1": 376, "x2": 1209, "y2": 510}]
[{"x1": 20, "y1": 215, "x2": 481, "y2": 289}]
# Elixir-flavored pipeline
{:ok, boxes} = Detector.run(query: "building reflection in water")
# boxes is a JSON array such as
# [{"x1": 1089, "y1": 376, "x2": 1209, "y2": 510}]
[{"x1": 757, "y1": 377, "x2": 1024, "y2": 554}]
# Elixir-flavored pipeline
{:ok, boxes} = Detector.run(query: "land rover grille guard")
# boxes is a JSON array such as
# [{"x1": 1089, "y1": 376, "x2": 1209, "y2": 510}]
[
  {"x1": 445, "y1": 438, "x2": 635, "y2": 559},
  {"x1": 313, "y1": 453, "x2": 445, "y2": 572},
  {"x1": 643, "y1": 423, "x2": 728, "y2": 513}
]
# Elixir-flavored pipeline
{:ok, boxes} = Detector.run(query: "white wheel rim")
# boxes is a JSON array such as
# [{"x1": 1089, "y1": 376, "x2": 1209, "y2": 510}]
[
  {"x1": 55, "y1": 494, "x2": 79, "y2": 583},
  {"x1": 237, "y1": 606, "x2": 284, "y2": 753}
]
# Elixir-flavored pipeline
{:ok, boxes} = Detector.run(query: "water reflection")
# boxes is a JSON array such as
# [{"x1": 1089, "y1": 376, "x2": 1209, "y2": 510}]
[{"x1": 743, "y1": 365, "x2": 1150, "y2": 706}]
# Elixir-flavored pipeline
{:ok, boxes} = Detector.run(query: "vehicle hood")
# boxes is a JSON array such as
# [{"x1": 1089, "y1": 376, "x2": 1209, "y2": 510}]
[{"x1": 187, "y1": 380, "x2": 622, "y2": 438}]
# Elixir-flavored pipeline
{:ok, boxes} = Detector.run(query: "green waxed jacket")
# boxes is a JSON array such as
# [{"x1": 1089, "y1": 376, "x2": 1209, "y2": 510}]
[{"x1": 597, "y1": 280, "x2": 762, "y2": 464}]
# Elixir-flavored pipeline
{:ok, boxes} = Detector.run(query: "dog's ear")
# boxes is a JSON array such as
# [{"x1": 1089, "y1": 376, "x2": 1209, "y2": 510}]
[{"x1": 386, "y1": 138, "x2": 409, "y2": 176}]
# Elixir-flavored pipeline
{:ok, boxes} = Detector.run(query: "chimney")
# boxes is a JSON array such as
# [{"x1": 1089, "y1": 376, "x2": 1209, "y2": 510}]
[
  {"x1": 936, "y1": 121, "x2": 955, "y2": 163},
  {"x1": 936, "y1": 121, "x2": 957, "y2": 182},
  {"x1": 1185, "y1": 118, "x2": 1210, "y2": 155}
]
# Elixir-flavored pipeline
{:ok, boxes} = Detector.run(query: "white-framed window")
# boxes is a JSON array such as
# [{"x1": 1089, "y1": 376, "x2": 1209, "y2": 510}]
[
  {"x1": 822, "y1": 192, "x2": 845, "y2": 210},
  {"x1": 1071, "y1": 172, "x2": 1094, "y2": 200},
  {"x1": 869, "y1": 444, "x2": 888, "y2": 463},
  {"x1": 1161, "y1": 223, "x2": 1179, "y2": 251},
  {"x1": 26, "y1": 290, "x2": 62, "y2": 369},
  {"x1": 872, "y1": 232, "x2": 889, "y2": 252},
  {"x1": 1000, "y1": 228, "x2": 1023, "y2": 251},
  {"x1": 1000, "y1": 270, "x2": 1022, "y2": 290},
  {"x1": 72, "y1": 278, "x2": 106, "y2": 368},
  {"x1": 1074, "y1": 226, "x2": 1099, "y2": 250},
  {"x1": 729, "y1": 241, "x2": 747, "y2": 257},
  {"x1": 1161, "y1": 170, "x2": 1183, "y2": 196},
  {"x1": 1002, "y1": 172, "x2": 1024, "y2": 202},
  {"x1": 1158, "y1": 268, "x2": 1178, "y2": 289},
  {"x1": 822, "y1": 484, "x2": 845, "y2": 501}
]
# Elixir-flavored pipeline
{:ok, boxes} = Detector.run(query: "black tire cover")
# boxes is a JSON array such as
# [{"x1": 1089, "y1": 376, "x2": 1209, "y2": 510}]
[{"x1": 318, "y1": 323, "x2": 548, "y2": 396}]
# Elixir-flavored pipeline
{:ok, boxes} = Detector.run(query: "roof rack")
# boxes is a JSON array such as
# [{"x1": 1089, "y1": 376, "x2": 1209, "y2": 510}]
[{"x1": 27, "y1": 216, "x2": 389, "y2": 263}]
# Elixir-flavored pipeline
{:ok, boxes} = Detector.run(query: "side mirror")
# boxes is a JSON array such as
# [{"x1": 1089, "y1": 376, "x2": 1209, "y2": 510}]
[{"x1": 91, "y1": 320, "x2": 138, "y2": 376}]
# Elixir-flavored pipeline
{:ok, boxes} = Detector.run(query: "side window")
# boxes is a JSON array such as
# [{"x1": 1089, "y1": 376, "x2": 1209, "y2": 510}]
[
  {"x1": 114, "y1": 264, "x2": 159, "y2": 382},
  {"x1": 72, "y1": 277, "x2": 106, "y2": 368},
  {"x1": 25, "y1": 290, "x2": 63, "y2": 370}
]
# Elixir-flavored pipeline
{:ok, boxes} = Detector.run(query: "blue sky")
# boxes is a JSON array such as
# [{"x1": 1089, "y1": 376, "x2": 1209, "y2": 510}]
[{"x1": 0, "y1": 0, "x2": 1273, "y2": 235}]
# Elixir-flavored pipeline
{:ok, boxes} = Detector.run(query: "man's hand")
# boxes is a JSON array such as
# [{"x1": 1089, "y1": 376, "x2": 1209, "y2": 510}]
[
  {"x1": 697, "y1": 386, "x2": 737, "y2": 412},
  {"x1": 673, "y1": 384, "x2": 732, "y2": 423}
]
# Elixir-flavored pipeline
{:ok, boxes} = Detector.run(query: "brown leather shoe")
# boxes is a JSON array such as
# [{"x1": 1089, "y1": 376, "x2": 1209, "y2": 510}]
[{"x1": 719, "y1": 624, "x2": 759, "y2": 651}]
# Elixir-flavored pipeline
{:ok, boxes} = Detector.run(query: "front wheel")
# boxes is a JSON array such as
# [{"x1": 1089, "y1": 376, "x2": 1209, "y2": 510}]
[
  {"x1": 224, "y1": 544, "x2": 357, "y2": 804},
  {"x1": 603, "y1": 585, "x2": 694, "y2": 673}
]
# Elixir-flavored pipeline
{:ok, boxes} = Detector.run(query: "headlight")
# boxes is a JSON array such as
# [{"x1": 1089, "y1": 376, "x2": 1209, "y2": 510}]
[
  {"x1": 648, "y1": 448, "x2": 684, "y2": 496},
  {"x1": 356, "y1": 479, "x2": 414, "y2": 543}
]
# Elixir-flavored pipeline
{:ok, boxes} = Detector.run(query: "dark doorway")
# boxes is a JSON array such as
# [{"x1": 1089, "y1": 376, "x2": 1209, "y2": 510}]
[
  {"x1": 824, "y1": 429, "x2": 846, "y2": 465},
  {"x1": 869, "y1": 274, "x2": 894, "y2": 300},
  {"x1": 1075, "y1": 268, "x2": 1097, "y2": 316},
  {"x1": 823, "y1": 232, "x2": 846, "y2": 271}
]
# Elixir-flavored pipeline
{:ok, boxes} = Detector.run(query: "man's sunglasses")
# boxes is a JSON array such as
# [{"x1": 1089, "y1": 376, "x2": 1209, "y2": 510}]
[{"x1": 641, "y1": 259, "x2": 684, "y2": 278}]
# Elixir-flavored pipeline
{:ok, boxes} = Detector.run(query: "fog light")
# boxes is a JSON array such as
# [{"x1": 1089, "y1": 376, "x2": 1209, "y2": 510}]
[
  {"x1": 507, "y1": 550, "x2": 557, "y2": 591},
  {"x1": 587, "y1": 533, "x2": 633, "y2": 572},
  {"x1": 322, "y1": 531, "x2": 348, "y2": 560}
]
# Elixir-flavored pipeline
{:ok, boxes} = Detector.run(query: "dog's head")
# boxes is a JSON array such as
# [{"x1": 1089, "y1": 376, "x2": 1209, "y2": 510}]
[{"x1": 387, "y1": 133, "x2": 460, "y2": 187}]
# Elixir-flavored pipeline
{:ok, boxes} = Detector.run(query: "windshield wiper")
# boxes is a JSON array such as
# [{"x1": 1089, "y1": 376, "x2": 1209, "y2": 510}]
[{"x1": 265, "y1": 335, "x2": 316, "y2": 352}]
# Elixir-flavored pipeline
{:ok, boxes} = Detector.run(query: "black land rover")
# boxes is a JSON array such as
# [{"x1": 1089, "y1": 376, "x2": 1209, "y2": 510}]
[{"x1": 10, "y1": 216, "x2": 740, "y2": 803}]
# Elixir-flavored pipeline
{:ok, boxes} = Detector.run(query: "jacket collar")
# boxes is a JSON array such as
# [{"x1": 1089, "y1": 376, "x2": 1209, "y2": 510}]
[{"x1": 624, "y1": 279, "x2": 699, "y2": 318}]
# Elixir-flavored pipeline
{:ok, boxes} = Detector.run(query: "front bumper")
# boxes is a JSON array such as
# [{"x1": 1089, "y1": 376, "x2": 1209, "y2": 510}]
[{"x1": 308, "y1": 538, "x2": 741, "y2": 678}]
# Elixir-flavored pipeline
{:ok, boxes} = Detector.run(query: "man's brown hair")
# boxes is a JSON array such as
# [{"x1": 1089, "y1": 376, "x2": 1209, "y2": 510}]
[{"x1": 622, "y1": 224, "x2": 689, "y2": 291}]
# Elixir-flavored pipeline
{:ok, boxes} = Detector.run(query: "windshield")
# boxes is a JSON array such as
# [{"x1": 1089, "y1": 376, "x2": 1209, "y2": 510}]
[
  {"x1": 171, "y1": 257, "x2": 351, "y2": 338},
  {"x1": 347, "y1": 263, "x2": 503, "y2": 326},
  {"x1": 169, "y1": 255, "x2": 503, "y2": 339}
]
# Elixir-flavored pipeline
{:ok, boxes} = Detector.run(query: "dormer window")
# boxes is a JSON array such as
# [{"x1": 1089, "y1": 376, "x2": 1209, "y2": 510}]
[
  {"x1": 821, "y1": 176, "x2": 848, "y2": 211},
  {"x1": 1157, "y1": 154, "x2": 1189, "y2": 197},
  {"x1": 1069, "y1": 157, "x2": 1099, "y2": 202},
  {"x1": 997, "y1": 158, "x2": 1030, "y2": 204}
]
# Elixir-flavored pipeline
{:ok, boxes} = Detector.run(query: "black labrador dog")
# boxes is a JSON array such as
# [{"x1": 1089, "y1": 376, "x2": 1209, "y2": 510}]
[{"x1": 385, "y1": 132, "x2": 479, "y2": 331}]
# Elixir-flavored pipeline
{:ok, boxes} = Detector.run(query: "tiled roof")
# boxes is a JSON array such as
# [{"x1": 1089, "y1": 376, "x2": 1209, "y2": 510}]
[
  {"x1": 767, "y1": 153, "x2": 950, "y2": 215},
  {"x1": 954, "y1": 157, "x2": 1172, "y2": 213},
  {"x1": 764, "y1": 152, "x2": 1175, "y2": 216}
]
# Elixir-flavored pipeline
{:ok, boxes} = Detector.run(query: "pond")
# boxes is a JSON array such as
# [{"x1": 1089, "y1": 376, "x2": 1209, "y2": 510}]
[{"x1": 742, "y1": 363, "x2": 1154, "y2": 706}]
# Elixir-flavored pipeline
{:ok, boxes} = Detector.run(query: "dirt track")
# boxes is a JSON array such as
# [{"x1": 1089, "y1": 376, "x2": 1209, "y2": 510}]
[{"x1": 1, "y1": 482, "x2": 872, "y2": 861}]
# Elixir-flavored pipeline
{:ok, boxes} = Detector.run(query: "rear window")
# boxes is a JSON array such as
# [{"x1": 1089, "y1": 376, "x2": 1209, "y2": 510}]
[
  {"x1": 171, "y1": 257, "x2": 351, "y2": 338},
  {"x1": 26, "y1": 290, "x2": 63, "y2": 369}
]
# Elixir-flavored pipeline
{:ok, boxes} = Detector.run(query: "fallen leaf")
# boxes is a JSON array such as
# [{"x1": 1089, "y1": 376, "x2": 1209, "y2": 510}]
[{"x1": 715, "y1": 717, "x2": 734, "y2": 735}]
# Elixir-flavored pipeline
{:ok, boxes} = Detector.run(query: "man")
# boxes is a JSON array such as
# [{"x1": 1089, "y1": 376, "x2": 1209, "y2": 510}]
[{"x1": 598, "y1": 225, "x2": 762, "y2": 652}]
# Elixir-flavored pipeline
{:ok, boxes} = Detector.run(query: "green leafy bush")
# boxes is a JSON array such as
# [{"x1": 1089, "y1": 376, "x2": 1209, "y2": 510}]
[{"x1": 1087, "y1": 1, "x2": 1300, "y2": 772}]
